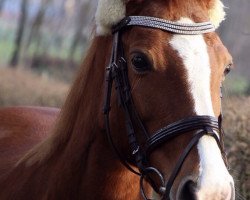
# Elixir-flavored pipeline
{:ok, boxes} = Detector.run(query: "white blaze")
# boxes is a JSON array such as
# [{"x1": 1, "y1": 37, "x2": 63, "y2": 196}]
[{"x1": 169, "y1": 18, "x2": 234, "y2": 199}]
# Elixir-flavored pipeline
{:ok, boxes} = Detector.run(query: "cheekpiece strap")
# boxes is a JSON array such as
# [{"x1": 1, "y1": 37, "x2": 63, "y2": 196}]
[{"x1": 113, "y1": 16, "x2": 215, "y2": 35}]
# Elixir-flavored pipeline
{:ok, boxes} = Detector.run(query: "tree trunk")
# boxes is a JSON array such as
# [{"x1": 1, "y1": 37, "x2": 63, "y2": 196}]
[
  {"x1": 219, "y1": 0, "x2": 250, "y2": 76},
  {"x1": 9, "y1": 0, "x2": 29, "y2": 67},
  {"x1": 26, "y1": 0, "x2": 51, "y2": 48},
  {"x1": 0, "y1": 0, "x2": 6, "y2": 15},
  {"x1": 68, "y1": 0, "x2": 91, "y2": 60}
]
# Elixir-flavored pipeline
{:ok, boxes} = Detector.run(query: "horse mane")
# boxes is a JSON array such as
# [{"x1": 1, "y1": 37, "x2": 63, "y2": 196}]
[
  {"x1": 19, "y1": 36, "x2": 112, "y2": 167},
  {"x1": 0, "y1": 35, "x2": 140, "y2": 199}
]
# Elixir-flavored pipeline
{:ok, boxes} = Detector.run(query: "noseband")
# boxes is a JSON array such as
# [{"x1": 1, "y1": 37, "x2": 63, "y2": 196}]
[{"x1": 103, "y1": 16, "x2": 227, "y2": 200}]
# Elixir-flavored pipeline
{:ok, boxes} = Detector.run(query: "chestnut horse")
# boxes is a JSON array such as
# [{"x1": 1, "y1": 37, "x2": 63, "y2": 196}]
[{"x1": 0, "y1": 0, "x2": 235, "y2": 199}]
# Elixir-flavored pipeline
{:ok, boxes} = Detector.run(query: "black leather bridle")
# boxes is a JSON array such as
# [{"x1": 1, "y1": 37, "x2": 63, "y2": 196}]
[{"x1": 103, "y1": 16, "x2": 228, "y2": 200}]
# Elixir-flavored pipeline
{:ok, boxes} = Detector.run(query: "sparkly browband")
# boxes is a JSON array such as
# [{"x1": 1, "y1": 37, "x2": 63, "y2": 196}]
[{"x1": 113, "y1": 16, "x2": 215, "y2": 35}]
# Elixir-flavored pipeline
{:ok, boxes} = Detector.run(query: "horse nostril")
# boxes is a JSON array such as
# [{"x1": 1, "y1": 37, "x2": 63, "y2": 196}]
[{"x1": 178, "y1": 180, "x2": 197, "y2": 200}]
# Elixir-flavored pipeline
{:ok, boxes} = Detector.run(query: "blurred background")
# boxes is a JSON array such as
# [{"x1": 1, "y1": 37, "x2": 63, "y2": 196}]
[{"x1": 0, "y1": 0, "x2": 249, "y2": 199}]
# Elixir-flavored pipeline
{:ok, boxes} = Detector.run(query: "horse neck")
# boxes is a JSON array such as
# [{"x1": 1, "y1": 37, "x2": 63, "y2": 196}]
[{"x1": 2, "y1": 36, "x2": 141, "y2": 199}]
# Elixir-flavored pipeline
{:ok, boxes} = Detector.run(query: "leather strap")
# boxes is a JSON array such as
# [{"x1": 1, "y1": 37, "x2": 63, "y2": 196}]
[
  {"x1": 163, "y1": 129, "x2": 220, "y2": 199},
  {"x1": 146, "y1": 116, "x2": 219, "y2": 155},
  {"x1": 103, "y1": 16, "x2": 227, "y2": 200}
]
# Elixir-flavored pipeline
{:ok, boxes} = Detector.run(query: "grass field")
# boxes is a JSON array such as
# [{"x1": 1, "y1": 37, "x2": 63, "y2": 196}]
[
  {"x1": 0, "y1": 67, "x2": 249, "y2": 199},
  {"x1": 223, "y1": 96, "x2": 250, "y2": 200},
  {"x1": 0, "y1": 67, "x2": 69, "y2": 107}
]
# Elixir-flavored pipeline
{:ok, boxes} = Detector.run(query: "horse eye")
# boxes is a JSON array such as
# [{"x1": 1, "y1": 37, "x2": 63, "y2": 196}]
[
  {"x1": 131, "y1": 52, "x2": 151, "y2": 73},
  {"x1": 224, "y1": 63, "x2": 232, "y2": 76}
]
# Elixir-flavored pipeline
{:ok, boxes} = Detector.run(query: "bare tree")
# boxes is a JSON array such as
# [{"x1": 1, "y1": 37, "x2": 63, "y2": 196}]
[
  {"x1": 219, "y1": 0, "x2": 250, "y2": 77},
  {"x1": 9, "y1": 0, "x2": 29, "y2": 67},
  {"x1": 26, "y1": 0, "x2": 52, "y2": 48},
  {"x1": 68, "y1": 0, "x2": 92, "y2": 60},
  {"x1": 0, "y1": 0, "x2": 6, "y2": 15}
]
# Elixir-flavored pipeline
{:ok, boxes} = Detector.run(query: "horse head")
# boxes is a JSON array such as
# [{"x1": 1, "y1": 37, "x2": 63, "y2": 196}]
[{"x1": 96, "y1": 0, "x2": 234, "y2": 199}]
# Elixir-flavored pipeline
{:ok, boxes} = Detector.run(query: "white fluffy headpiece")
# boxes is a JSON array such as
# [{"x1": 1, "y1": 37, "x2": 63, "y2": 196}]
[
  {"x1": 95, "y1": 0, "x2": 126, "y2": 35},
  {"x1": 208, "y1": 0, "x2": 226, "y2": 29},
  {"x1": 95, "y1": 0, "x2": 225, "y2": 35}
]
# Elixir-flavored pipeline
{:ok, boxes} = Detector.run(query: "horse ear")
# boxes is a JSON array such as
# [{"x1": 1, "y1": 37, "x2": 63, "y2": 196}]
[{"x1": 207, "y1": 0, "x2": 226, "y2": 29}]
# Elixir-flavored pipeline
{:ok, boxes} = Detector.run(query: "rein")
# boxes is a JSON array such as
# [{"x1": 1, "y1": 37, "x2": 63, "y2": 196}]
[{"x1": 103, "y1": 16, "x2": 227, "y2": 200}]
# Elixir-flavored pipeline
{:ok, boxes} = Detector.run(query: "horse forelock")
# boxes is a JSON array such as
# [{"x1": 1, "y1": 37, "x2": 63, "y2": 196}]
[{"x1": 95, "y1": 0, "x2": 225, "y2": 35}]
